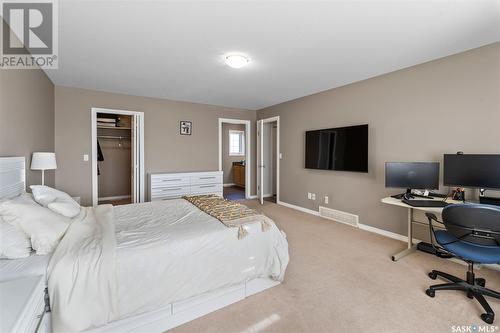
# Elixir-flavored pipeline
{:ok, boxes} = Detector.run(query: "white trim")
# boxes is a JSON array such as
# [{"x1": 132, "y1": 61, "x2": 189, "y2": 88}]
[
  {"x1": 98, "y1": 195, "x2": 131, "y2": 201},
  {"x1": 218, "y1": 118, "x2": 251, "y2": 200},
  {"x1": 358, "y1": 223, "x2": 421, "y2": 244},
  {"x1": 257, "y1": 116, "x2": 280, "y2": 205},
  {"x1": 277, "y1": 200, "x2": 320, "y2": 216},
  {"x1": 223, "y1": 183, "x2": 236, "y2": 187},
  {"x1": 248, "y1": 195, "x2": 258, "y2": 199},
  {"x1": 276, "y1": 200, "x2": 421, "y2": 243},
  {"x1": 91, "y1": 107, "x2": 145, "y2": 207}
]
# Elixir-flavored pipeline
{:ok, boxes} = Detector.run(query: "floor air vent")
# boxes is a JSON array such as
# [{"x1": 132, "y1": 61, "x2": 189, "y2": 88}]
[{"x1": 319, "y1": 206, "x2": 359, "y2": 227}]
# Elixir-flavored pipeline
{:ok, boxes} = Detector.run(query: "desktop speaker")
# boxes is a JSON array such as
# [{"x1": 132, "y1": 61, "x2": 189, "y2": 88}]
[{"x1": 479, "y1": 196, "x2": 500, "y2": 207}]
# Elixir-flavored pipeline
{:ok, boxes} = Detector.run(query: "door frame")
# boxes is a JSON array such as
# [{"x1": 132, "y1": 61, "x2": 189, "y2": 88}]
[
  {"x1": 218, "y1": 118, "x2": 251, "y2": 199},
  {"x1": 91, "y1": 107, "x2": 145, "y2": 206},
  {"x1": 257, "y1": 116, "x2": 280, "y2": 204}
]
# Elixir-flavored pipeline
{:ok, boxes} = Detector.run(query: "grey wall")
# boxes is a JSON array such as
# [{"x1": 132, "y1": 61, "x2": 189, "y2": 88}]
[
  {"x1": 54, "y1": 86, "x2": 256, "y2": 205},
  {"x1": 0, "y1": 67, "x2": 55, "y2": 187},
  {"x1": 257, "y1": 42, "x2": 500, "y2": 236},
  {"x1": 222, "y1": 123, "x2": 246, "y2": 185}
]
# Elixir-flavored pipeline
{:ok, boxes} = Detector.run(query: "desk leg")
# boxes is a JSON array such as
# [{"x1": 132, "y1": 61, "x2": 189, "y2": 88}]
[{"x1": 391, "y1": 208, "x2": 417, "y2": 261}]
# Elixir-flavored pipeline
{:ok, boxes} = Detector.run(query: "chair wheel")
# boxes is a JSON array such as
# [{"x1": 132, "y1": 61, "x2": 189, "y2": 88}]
[
  {"x1": 426, "y1": 289, "x2": 435, "y2": 298},
  {"x1": 467, "y1": 291, "x2": 474, "y2": 299},
  {"x1": 428, "y1": 271, "x2": 438, "y2": 280},
  {"x1": 476, "y1": 278, "x2": 486, "y2": 287},
  {"x1": 481, "y1": 313, "x2": 494, "y2": 324}
]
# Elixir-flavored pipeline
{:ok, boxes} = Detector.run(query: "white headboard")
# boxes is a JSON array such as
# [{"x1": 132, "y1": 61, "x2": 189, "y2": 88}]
[{"x1": 0, "y1": 157, "x2": 26, "y2": 200}]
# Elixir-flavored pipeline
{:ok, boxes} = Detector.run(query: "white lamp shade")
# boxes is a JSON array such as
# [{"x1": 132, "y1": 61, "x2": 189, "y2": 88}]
[{"x1": 31, "y1": 152, "x2": 57, "y2": 170}]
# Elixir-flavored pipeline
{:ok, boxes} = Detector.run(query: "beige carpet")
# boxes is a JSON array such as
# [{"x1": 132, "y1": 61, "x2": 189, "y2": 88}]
[{"x1": 170, "y1": 200, "x2": 500, "y2": 333}]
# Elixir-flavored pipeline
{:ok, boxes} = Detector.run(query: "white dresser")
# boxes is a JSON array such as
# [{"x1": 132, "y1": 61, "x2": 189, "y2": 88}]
[
  {"x1": 0, "y1": 275, "x2": 48, "y2": 333},
  {"x1": 150, "y1": 171, "x2": 223, "y2": 201}
]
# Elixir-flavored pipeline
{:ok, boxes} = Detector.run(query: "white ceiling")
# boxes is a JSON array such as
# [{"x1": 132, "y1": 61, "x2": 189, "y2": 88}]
[{"x1": 45, "y1": 0, "x2": 500, "y2": 110}]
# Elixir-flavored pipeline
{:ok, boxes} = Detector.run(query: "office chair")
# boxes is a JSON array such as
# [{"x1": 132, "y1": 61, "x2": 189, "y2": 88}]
[{"x1": 425, "y1": 204, "x2": 500, "y2": 324}]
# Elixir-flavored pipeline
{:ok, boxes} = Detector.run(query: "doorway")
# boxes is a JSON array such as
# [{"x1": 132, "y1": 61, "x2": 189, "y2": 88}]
[
  {"x1": 257, "y1": 116, "x2": 280, "y2": 205},
  {"x1": 91, "y1": 108, "x2": 145, "y2": 206},
  {"x1": 218, "y1": 118, "x2": 251, "y2": 200}
]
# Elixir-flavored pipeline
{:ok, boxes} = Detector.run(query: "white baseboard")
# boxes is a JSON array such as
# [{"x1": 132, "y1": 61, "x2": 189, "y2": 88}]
[
  {"x1": 247, "y1": 195, "x2": 258, "y2": 199},
  {"x1": 98, "y1": 195, "x2": 131, "y2": 201},
  {"x1": 276, "y1": 200, "x2": 417, "y2": 242},
  {"x1": 276, "y1": 200, "x2": 320, "y2": 216},
  {"x1": 358, "y1": 223, "x2": 420, "y2": 244},
  {"x1": 223, "y1": 183, "x2": 236, "y2": 187}
]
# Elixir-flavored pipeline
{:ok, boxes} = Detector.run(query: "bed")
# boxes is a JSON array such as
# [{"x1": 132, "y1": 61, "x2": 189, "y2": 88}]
[{"x1": 0, "y1": 157, "x2": 289, "y2": 333}]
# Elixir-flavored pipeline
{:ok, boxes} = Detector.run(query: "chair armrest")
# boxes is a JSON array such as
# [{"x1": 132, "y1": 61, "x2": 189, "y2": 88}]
[
  {"x1": 425, "y1": 212, "x2": 444, "y2": 225},
  {"x1": 425, "y1": 212, "x2": 449, "y2": 255}
]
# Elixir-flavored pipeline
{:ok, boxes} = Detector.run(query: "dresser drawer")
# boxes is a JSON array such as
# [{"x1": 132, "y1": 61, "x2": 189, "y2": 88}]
[
  {"x1": 151, "y1": 174, "x2": 190, "y2": 187},
  {"x1": 151, "y1": 186, "x2": 191, "y2": 200},
  {"x1": 191, "y1": 184, "x2": 223, "y2": 195},
  {"x1": 190, "y1": 173, "x2": 222, "y2": 185}
]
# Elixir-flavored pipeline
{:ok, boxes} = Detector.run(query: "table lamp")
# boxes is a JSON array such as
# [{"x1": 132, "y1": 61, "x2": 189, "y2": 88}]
[{"x1": 31, "y1": 152, "x2": 57, "y2": 186}]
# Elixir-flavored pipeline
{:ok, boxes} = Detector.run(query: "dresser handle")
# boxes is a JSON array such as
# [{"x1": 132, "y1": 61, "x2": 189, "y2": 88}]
[
  {"x1": 200, "y1": 185, "x2": 215, "y2": 188},
  {"x1": 162, "y1": 178, "x2": 182, "y2": 182},
  {"x1": 199, "y1": 176, "x2": 215, "y2": 180},
  {"x1": 162, "y1": 187, "x2": 182, "y2": 191}
]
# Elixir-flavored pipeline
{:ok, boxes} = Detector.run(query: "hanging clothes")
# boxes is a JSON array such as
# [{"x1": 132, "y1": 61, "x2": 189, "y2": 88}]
[{"x1": 97, "y1": 140, "x2": 104, "y2": 175}]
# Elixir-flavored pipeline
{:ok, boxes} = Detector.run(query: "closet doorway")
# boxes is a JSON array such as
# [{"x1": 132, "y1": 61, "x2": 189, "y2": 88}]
[
  {"x1": 91, "y1": 108, "x2": 144, "y2": 207},
  {"x1": 257, "y1": 116, "x2": 280, "y2": 205}
]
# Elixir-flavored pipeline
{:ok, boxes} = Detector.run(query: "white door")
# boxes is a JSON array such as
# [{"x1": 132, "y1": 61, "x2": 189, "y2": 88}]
[
  {"x1": 132, "y1": 114, "x2": 142, "y2": 203},
  {"x1": 257, "y1": 119, "x2": 264, "y2": 204}
]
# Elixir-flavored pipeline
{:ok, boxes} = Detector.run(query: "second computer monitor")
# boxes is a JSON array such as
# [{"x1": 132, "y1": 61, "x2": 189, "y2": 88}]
[{"x1": 385, "y1": 162, "x2": 440, "y2": 190}]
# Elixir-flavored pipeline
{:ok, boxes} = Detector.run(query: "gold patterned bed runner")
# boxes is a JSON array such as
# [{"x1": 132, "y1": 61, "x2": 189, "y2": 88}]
[{"x1": 183, "y1": 195, "x2": 271, "y2": 239}]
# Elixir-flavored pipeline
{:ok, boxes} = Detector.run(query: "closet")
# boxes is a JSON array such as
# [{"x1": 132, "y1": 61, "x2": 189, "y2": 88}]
[{"x1": 96, "y1": 113, "x2": 133, "y2": 205}]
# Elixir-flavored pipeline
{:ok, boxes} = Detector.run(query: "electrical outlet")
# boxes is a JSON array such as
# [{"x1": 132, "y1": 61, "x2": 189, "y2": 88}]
[
  {"x1": 311, "y1": 193, "x2": 316, "y2": 200},
  {"x1": 324, "y1": 195, "x2": 329, "y2": 204},
  {"x1": 279, "y1": 153, "x2": 283, "y2": 159},
  {"x1": 307, "y1": 192, "x2": 312, "y2": 200},
  {"x1": 83, "y1": 154, "x2": 89, "y2": 161}
]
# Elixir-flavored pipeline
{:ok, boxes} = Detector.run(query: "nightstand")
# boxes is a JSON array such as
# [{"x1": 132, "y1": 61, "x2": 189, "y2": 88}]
[{"x1": 0, "y1": 275, "x2": 48, "y2": 333}]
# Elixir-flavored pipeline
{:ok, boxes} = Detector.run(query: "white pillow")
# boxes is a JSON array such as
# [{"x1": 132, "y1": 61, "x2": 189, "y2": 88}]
[
  {"x1": 30, "y1": 185, "x2": 80, "y2": 218},
  {"x1": 0, "y1": 197, "x2": 70, "y2": 255},
  {"x1": 48, "y1": 201, "x2": 81, "y2": 218},
  {"x1": 0, "y1": 217, "x2": 32, "y2": 259}
]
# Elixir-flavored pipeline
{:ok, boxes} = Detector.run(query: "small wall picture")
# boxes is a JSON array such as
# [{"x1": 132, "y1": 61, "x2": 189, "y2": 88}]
[{"x1": 180, "y1": 121, "x2": 192, "y2": 135}]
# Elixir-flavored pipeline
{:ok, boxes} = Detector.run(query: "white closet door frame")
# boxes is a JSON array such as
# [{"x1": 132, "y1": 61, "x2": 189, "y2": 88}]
[
  {"x1": 256, "y1": 116, "x2": 280, "y2": 205},
  {"x1": 257, "y1": 120, "x2": 264, "y2": 204},
  {"x1": 91, "y1": 107, "x2": 145, "y2": 206}
]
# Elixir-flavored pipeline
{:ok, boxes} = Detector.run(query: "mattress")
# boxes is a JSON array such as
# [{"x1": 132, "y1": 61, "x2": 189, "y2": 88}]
[{"x1": 0, "y1": 254, "x2": 51, "y2": 282}]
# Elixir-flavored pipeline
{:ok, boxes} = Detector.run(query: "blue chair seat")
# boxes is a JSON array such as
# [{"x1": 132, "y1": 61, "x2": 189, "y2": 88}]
[{"x1": 435, "y1": 230, "x2": 500, "y2": 264}]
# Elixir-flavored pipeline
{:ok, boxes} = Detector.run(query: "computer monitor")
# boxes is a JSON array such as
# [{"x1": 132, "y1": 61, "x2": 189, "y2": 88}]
[
  {"x1": 385, "y1": 162, "x2": 440, "y2": 196},
  {"x1": 444, "y1": 154, "x2": 500, "y2": 190}
]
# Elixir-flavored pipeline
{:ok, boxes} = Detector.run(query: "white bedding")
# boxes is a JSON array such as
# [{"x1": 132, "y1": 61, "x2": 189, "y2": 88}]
[
  {"x1": 0, "y1": 254, "x2": 51, "y2": 282},
  {"x1": 48, "y1": 199, "x2": 289, "y2": 333}
]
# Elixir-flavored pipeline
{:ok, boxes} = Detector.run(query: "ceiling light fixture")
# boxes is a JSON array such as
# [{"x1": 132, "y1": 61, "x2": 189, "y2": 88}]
[{"x1": 225, "y1": 54, "x2": 250, "y2": 69}]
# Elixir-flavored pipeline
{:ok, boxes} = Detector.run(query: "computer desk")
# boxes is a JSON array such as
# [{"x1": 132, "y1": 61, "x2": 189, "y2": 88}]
[{"x1": 381, "y1": 196, "x2": 463, "y2": 261}]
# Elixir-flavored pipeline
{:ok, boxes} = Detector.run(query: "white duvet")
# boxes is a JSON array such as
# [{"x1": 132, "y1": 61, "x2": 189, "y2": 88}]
[{"x1": 48, "y1": 199, "x2": 289, "y2": 333}]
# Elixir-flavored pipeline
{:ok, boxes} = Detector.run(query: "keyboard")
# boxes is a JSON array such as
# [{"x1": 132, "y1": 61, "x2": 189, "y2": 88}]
[{"x1": 402, "y1": 199, "x2": 450, "y2": 208}]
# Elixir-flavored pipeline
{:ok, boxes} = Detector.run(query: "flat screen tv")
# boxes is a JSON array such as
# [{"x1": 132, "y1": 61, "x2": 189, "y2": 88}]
[{"x1": 305, "y1": 124, "x2": 368, "y2": 172}]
